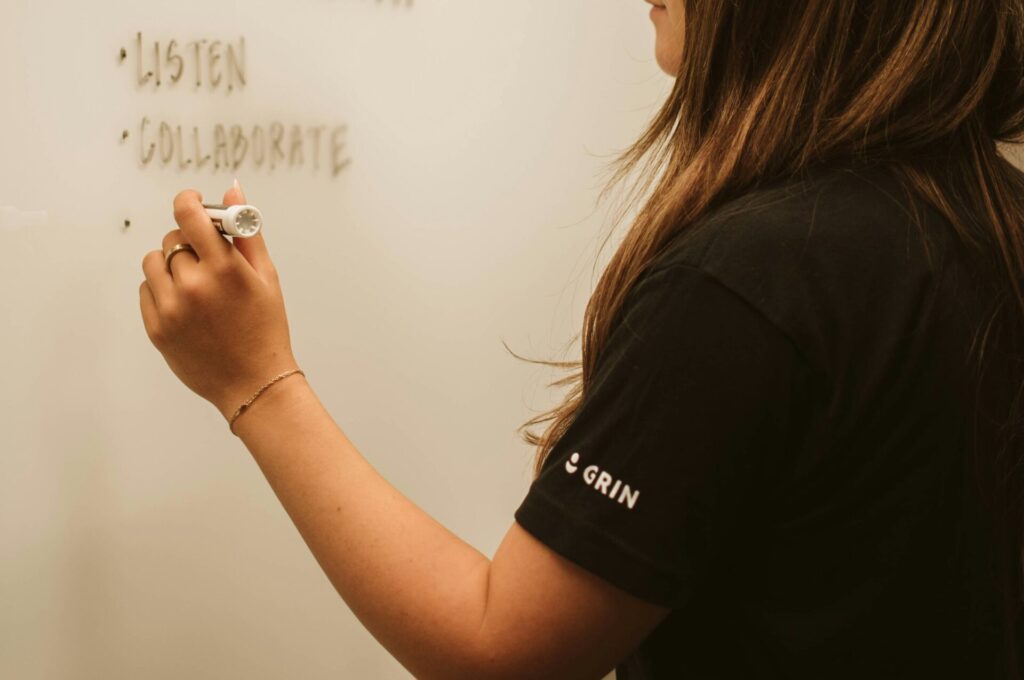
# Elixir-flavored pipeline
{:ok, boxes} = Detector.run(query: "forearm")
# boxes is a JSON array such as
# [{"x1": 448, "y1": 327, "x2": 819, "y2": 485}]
[{"x1": 230, "y1": 375, "x2": 493, "y2": 679}]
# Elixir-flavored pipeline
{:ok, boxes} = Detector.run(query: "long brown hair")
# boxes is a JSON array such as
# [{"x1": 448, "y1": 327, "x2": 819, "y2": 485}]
[{"x1": 510, "y1": 0, "x2": 1024, "y2": 672}]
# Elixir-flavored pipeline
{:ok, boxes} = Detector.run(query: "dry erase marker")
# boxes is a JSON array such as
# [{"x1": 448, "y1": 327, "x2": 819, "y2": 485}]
[{"x1": 203, "y1": 203, "x2": 263, "y2": 238}]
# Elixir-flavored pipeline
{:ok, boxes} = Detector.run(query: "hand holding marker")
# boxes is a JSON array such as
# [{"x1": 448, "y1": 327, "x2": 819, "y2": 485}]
[
  {"x1": 203, "y1": 203, "x2": 263, "y2": 237},
  {"x1": 142, "y1": 180, "x2": 298, "y2": 424}
]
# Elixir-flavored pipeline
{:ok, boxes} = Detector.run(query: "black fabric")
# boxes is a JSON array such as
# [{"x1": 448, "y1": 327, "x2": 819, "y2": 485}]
[{"x1": 513, "y1": 163, "x2": 1007, "y2": 679}]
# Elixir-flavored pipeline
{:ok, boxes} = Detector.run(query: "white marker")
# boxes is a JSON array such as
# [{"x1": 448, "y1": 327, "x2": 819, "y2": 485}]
[{"x1": 203, "y1": 203, "x2": 263, "y2": 238}]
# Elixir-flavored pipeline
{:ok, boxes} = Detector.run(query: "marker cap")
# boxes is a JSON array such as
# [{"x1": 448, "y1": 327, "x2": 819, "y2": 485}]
[{"x1": 203, "y1": 203, "x2": 263, "y2": 238}]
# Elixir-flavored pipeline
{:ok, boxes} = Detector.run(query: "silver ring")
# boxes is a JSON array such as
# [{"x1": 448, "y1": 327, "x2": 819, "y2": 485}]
[{"x1": 164, "y1": 243, "x2": 198, "y2": 272}]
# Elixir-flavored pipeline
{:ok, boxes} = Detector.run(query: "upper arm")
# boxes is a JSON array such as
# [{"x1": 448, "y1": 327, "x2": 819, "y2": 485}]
[
  {"x1": 469, "y1": 521, "x2": 670, "y2": 680},
  {"x1": 458, "y1": 264, "x2": 809, "y2": 679}
]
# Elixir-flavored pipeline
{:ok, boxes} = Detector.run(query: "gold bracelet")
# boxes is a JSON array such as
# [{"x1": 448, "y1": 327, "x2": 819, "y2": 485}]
[{"x1": 228, "y1": 368, "x2": 306, "y2": 435}]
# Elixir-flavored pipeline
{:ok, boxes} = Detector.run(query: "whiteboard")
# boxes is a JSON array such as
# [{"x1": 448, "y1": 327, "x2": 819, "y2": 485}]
[{"x1": 0, "y1": 1, "x2": 669, "y2": 678}]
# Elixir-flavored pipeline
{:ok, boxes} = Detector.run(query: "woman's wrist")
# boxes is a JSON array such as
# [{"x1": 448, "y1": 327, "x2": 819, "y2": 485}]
[{"x1": 217, "y1": 368, "x2": 314, "y2": 435}]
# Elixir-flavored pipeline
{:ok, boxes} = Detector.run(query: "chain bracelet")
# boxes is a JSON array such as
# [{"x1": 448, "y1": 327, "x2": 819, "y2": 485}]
[{"x1": 228, "y1": 369, "x2": 306, "y2": 435}]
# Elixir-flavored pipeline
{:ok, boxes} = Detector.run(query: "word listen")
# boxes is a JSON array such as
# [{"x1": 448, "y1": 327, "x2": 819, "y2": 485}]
[{"x1": 124, "y1": 32, "x2": 246, "y2": 91}]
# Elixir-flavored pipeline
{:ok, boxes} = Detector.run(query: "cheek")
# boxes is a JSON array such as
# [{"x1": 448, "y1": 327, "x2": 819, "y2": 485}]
[
  {"x1": 652, "y1": 4, "x2": 684, "y2": 75},
  {"x1": 654, "y1": 27, "x2": 682, "y2": 75},
  {"x1": 664, "y1": 0, "x2": 685, "y2": 17}
]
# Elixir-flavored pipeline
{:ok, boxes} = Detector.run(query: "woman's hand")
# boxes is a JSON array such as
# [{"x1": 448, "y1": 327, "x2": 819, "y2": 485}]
[{"x1": 139, "y1": 182, "x2": 299, "y2": 422}]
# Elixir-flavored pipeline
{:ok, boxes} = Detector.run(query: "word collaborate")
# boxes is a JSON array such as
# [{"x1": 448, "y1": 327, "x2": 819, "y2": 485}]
[{"x1": 121, "y1": 32, "x2": 351, "y2": 178}]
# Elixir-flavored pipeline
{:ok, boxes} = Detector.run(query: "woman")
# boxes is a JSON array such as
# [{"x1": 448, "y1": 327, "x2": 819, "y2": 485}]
[{"x1": 139, "y1": 1, "x2": 1024, "y2": 678}]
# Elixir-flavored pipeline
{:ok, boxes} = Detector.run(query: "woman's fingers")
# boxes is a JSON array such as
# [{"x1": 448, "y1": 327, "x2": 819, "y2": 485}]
[
  {"x1": 141, "y1": 249, "x2": 177, "y2": 312},
  {"x1": 222, "y1": 182, "x2": 277, "y2": 281},
  {"x1": 161, "y1": 228, "x2": 201, "y2": 281},
  {"x1": 172, "y1": 189, "x2": 233, "y2": 264},
  {"x1": 171, "y1": 186, "x2": 273, "y2": 282},
  {"x1": 139, "y1": 280, "x2": 162, "y2": 345}
]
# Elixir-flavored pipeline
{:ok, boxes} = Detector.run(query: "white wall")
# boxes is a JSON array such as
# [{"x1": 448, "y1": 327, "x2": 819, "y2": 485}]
[{"x1": 0, "y1": 1, "x2": 669, "y2": 677}]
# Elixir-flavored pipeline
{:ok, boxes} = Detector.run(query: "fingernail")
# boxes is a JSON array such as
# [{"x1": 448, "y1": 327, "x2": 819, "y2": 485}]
[{"x1": 233, "y1": 177, "x2": 242, "y2": 193}]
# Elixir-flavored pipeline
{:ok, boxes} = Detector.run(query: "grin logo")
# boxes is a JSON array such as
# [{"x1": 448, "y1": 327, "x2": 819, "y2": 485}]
[{"x1": 561, "y1": 452, "x2": 640, "y2": 510}]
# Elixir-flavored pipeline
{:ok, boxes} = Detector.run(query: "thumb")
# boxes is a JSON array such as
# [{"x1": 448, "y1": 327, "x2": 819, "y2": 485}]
[{"x1": 224, "y1": 178, "x2": 275, "y2": 280}]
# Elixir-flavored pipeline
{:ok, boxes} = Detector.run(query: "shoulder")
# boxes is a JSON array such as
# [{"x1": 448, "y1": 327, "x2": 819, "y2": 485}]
[
  {"x1": 645, "y1": 163, "x2": 958, "y2": 377},
  {"x1": 654, "y1": 163, "x2": 946, "y2": 275}
]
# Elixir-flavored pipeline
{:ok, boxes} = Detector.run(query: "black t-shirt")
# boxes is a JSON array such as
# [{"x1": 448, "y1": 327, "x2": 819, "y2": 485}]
[{"x1": 514, "y1": 163, "x2": 1007, "y2": 679}]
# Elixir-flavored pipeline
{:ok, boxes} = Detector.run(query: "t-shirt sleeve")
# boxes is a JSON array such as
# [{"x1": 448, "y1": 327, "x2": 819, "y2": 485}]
[{"x1": 513, "y1": 262, "x2": 810, "y2": 608}]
